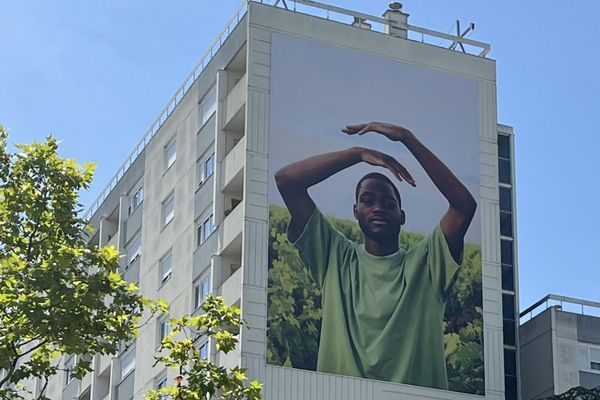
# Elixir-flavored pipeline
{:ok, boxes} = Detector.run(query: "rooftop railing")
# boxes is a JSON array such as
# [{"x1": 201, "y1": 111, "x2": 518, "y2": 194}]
[
  {"x1": 83, "y1": 1, "x2": 249, "y2": 221},
  {"x1": 273, "y1": 0, "x2": 490, "y2": 57},
  {"x1": 520, "y1": 294, "x2": 600, "y2": 323},
  {"x1": 84, "y1": 0, "x2": 490, "y2": 220}
]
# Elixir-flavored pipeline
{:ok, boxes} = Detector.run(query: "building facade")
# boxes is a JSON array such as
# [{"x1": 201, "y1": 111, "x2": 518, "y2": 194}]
[
  {"x1": 520, "y1": 295, "x2": 600, "y2": 399},
  {"x1": 22, "y1": 1, "x2": 520, "y2": 399}
]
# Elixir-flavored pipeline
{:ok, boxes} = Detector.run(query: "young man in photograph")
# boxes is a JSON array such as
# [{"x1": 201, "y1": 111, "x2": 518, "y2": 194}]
[{"x1": 274, "y1": 122, "x2": 477, "y2": 390}]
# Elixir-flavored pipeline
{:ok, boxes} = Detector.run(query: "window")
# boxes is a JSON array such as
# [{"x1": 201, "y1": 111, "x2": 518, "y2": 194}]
[
  {"x1": 198, "y1": 340, "x2": 209, "y2": 360},
  {"x1": 155, "y1": 374, "x2": 168, "y2": 399},
  {"x1": 126, "y1": 235, "x2": 142, "y2": 266},
  {"x1": 200, "y1": 86, "x2": 217, "y2": 126},
  {"x1": 157, "y1": 374, "x2": 168, "y2": 389},
  {"x1": 504, "y1": 349, "x2": 518, "y2": 400},
  {"x1": 498, "y1": 134, "x2": 512, "y2": 185},
  {"x1": 196, "y1": 214, "x2": 214, "y2": 246},
  {"x1": 198, "y1": 151, "x2": 215, "y2": 187},
  {"x1": 501, "y1": 239, "x2": 514, "y2": 291},
  {"x1": 500, "y1": 210, "x2": 513, "y2": 237},
  {"x1": 158, "y1": 316, "x2": 170, "y2": 346},
  {"x1": 579, "y1": 345, "x2": 600, "y2": 373},
  {"x1": 162, "y1": 194, "x2": 175, "y2": 227},
  {"x1": 64, "y1": 355, "x2": 75, "y2": 386},
  {"x1": 503, "y1": 294, "x2": 516, "y2": 346},
  {"x1": 120, "y1": 347, "x2": 135, "y2": 380},
  {"x1": 128, "y1": 185, "x2": 144, "y2": 215},
  {"x1": 194, "y1": 274, "x2": 211, "y2": 310},
  {"x1": 164, "y1": 139, "x2": 176, "y2": 170},
  {"x1": 159, "y1": 252, "x2": 172, "y2": 285}
]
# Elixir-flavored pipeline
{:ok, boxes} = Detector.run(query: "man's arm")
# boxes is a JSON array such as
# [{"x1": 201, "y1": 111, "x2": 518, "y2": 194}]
[
  {"x1": 275, "y1": 146, "x2": 414, "y2": 232},
  {"x1": 344, "y1": 122, "x2": 477, "y2": 261}
]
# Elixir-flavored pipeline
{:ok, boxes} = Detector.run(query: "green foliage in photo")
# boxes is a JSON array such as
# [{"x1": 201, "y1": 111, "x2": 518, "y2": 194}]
[{"x1": 266, "y1": 204, "x2": 484, "y2": 395}]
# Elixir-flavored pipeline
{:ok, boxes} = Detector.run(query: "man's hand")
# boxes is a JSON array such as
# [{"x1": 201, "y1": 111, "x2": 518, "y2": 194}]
[
  {"x1": 343, "y1": 122, "x2": 412, "y2": 142},
  {"x1": 360, "y1": 148, "x2": 416, "y2": 187}
]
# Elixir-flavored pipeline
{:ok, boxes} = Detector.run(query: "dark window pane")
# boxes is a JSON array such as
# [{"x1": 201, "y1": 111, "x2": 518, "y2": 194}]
[
  {"x1": 503, "y1": 320, "x2": 516, "y2": 345},
  {"x1": 500, "y1": 187, "x2": 512, "y2": 212},
  {"x1": 499, "y1": 159, "x2": 511, "y2": 184},
  {"x1": 500, "y1": 211, "x2": 513, "y2": 237},
  {"x1": 504, "y1": 349, "x2": 517, "y2": 375},
  {"x1": 503, "y1": 294, "x2": 515, "y2": 320},
  {"x1": 501, "y1": 240, "x2": 514, "y2": 266},
  {"x1": 498, "y1": 135, "x2": 511, "y2": 159},
  {"x1": 504, "y1": 374, "x2": 518, "y2": 400},
  {"x1": 502, "y1": 265, "x2": 515, "y2": 291}
]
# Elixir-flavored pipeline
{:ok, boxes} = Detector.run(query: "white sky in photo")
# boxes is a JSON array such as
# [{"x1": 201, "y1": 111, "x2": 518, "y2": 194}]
[{"x1": 268, "y1": 33, "x2": 481, "y2": 243}]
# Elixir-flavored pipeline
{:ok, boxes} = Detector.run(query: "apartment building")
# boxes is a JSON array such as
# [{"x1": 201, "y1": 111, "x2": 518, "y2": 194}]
[{"x1": 23, "y1": 1, "x2": 520, "y2": 399}]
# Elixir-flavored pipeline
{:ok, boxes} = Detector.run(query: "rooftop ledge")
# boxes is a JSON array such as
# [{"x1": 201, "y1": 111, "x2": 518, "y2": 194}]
[{"x1": 84, "y1": 0, "x2": 490, "y2": 221}]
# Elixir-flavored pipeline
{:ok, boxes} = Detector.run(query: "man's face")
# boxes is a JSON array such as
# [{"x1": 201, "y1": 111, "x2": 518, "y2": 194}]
[{"x1": 354, "y1": 178, "x2": 404, "y2": 241}]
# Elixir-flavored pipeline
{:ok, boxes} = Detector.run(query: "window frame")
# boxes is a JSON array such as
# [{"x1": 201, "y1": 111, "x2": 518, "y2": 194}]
[
  {"x1": 157, "y1": 316, "x2": 170, "y2": 348},
  {"x1": 194, "y1": 272, "x2": 211, "y2": 311},
  {"x1": 196, "y1": 212, "x2": 215, "y2": 247},
  {"x1": 164, "y1": 138, "x2": 177, "y2": 171},
  {"x1": 579, "y1": 344, "x2": 600, "y2": 374},
  {"x1": 128, "y1": 184, "x2": 144, "y2": 215},
  {"x1": 120, "y1": 346, "x2": 136, "y2": 380},
  {"x1": 64, "y1": 355, "x2": 75, "y2": 386},
  {"x1": 159, "y1": 251, "x2": 173, "y2": 286},
  {"x1": 197, "y1": 337, "x2": 209, "y2": 360},
  {"x1": 200, "y1": 86, "x2": 217, "y2": 127},
  {"x1": 162, "y1": 193, "x2": 175, "y2": 228},
  {"x1": 125, "y1": 234, "x2": 142, "y2": 267}
]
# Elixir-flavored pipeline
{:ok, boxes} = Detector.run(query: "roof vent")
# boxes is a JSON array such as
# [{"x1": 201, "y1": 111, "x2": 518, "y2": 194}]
[
  {"x1": 351, "y1": 16, "x2": 372, "y2": 30},
  {"x1": 383, "y1": 2, "x2": 409, "y2": 38}
]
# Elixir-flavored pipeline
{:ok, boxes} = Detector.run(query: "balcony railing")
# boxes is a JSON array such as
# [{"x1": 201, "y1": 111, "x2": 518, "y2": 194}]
[{"x1": 520, "y1": 294, "x2": 600, "y2": 322}]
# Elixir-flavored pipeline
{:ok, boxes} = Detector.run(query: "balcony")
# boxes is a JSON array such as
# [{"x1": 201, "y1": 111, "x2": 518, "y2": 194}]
[
  {"x1": 223, "y1": 74, "x2": 246, "y2": 130},
  {"x1": 221, "y1": 136, "x2": 245, "y2": 194},
  {"x1": 219, "y1": 200, "x2": 243, "y2": 257},
  {"x1": 221, "y1": 267, "x2": 242, "y2": 307}
]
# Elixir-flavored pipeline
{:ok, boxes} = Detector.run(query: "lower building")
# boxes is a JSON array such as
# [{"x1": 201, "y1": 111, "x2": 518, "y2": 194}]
[{"x1": 520, "y1": 294, "x2": 600, "y2": 399}]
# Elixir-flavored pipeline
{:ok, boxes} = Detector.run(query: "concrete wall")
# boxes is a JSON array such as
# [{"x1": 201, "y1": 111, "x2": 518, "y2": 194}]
[
  {"x1": 520, "y1": 307, "x2": 600, "y2": 399},
  {"x1": 520, "y1": 309, "x2": 554, "y2": 399},
  {"x1": 554, "y1": 310, "x2": 581, "y2": 394}
]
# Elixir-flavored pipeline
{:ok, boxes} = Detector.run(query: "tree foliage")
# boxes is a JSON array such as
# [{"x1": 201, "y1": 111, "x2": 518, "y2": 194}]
[
  {"x1": 147, "y1": 295, "x2": 262, "y2": 400},
  {"x1": 0, "y1": 127, "x2": 147, "y2": 399},
  {"x1": 266, "y1": 204, "x2": 484, "y2": 394},
  {"x1": 0, "y1": 129, "x2": 262, "y2": 400},
  {"x1": 544, "y1": 386, "x2": 600, "y2": 400}
]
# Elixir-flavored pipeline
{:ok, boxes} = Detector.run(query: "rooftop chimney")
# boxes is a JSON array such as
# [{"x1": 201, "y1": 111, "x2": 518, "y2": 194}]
[{"x1": 383, "y1": 2, "x2": 409, "y2": 39}]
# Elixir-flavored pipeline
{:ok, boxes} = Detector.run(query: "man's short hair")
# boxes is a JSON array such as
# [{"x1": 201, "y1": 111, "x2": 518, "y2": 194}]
[{"x1": 355, "y1": 172, "x2": 402, "y2": 206}]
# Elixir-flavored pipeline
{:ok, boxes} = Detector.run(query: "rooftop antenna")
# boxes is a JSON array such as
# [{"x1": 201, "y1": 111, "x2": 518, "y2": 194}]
[
  {"x1": 449, "y1": 20, "x2": 475, "y2": 52},
  {"x1": 273, "y1": 0, "x2": 289, "y2": 9}
]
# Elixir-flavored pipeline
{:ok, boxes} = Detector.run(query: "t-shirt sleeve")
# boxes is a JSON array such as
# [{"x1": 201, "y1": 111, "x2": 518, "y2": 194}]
[
  {"x1": 426, "y1": 223, "x2": 463, "y2": 300},
  {"x1": 287, "y1": 207, "x2": 350, "y2": 288}
]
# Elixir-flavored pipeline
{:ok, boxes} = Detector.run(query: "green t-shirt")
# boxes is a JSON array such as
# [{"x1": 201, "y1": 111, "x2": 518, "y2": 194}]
[{"x1": 288, "y1": 207, "x2": 461, "y2": 390}]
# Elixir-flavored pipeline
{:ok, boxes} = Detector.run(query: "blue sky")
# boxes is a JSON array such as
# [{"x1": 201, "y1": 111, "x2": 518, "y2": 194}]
[{"x1": 2, "y1": 1, "x2": 599, "y2": 311}]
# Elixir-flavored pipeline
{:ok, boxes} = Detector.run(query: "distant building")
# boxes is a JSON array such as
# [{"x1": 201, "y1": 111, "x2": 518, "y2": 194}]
[{"x1": 520, "y1": 294, "x2": 600, "y2": 399}]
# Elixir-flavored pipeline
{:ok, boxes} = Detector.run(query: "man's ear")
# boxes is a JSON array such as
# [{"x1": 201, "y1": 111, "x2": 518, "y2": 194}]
[
  {"x1": 400, "y1": 210, "x2": 406, "y2": 225},
  {"x1": 353, "y1": 204, "x2": 358, "y2": 219}
]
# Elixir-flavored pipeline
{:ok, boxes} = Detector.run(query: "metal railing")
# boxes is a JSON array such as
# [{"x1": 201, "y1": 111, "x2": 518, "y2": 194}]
[
  {"x1": 83, "y1": 0, "x2": 249, "y2": 221},
  {"x1": 271, "y1": 0, "x2": 490, "y2": 57},
  {"x1": 520, "y1": 294, "x2": 600, "y2": 322},
  {"x1": 84, "y1": 0, "x2": 490, "y2": 220}
]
